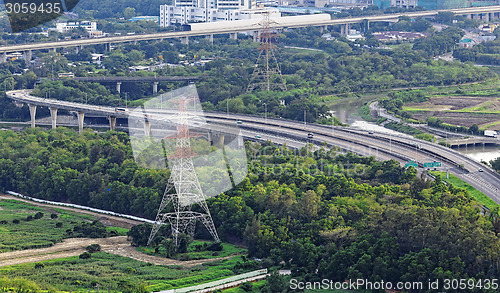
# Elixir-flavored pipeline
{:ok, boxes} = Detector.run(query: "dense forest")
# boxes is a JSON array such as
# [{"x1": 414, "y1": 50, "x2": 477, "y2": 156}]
[{"x1": 0, "y1": 127, "x2": 500, "y2": 292}]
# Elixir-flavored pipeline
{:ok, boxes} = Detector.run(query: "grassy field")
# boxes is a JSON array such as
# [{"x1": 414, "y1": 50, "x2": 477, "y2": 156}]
[
  {"x1": 137, "y1": 240, "x2": 246, "y2": 261},
  {"x1": 430, "y1": 171, "x2": 499, "y2": 210},
  {"x1": 480, "y1": 120, "x2": 500, "y2": 130},
  {"x1": 0, "y1": 199, "x2": 101, "y2": 252},
  {"x1": 0, "y1": 199, "x2": 248, "y2": 292},
  {"x1": 0, "y1": 252, "x2": 244, "y2": 292}
]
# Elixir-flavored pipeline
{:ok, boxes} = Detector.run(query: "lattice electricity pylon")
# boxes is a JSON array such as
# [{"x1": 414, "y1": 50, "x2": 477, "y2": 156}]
[
  {"x1": 247, "y1": 11, "x2": 287, "y2": 92},
  {"x1": 147, "y1": 96, "x2": 220, "y2": 249}
]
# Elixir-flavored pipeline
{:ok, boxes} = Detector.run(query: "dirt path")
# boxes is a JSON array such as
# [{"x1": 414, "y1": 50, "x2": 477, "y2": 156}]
[
  {"x1": 0, "y1": 236, "x2": 233, "y2": 268},
  {"x1": 0, "y1": 195, "x2": 235, "y2": 268},
  {"x1": 0, "y1": 236, "x2": 129, "y2": 267},
  {"x1": 108, "y1": 245, "x2": 233, "y2": 267},
  {"x1": 0, "y1": 194, "x2": 141, "y2": 228}
]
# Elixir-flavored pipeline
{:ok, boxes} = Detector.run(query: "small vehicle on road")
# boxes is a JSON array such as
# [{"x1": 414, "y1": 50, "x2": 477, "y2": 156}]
[{"x1": 115, "y1": 108, "x2": 129, "y2": 113}]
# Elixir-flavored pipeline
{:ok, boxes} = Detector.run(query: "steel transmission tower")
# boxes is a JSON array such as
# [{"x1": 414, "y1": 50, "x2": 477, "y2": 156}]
[
  {"x1": 147, "y1": 96, "x2": 220, "y2": 248},
  {"x1": 247, "y1": 12, "x2": 287, "y2": 92}
]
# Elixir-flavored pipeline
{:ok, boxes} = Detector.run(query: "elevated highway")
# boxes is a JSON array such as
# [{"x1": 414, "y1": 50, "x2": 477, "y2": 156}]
[
  {"x1": 1, "y1": 5, "x2": 500, "y2": 60},
  {"x1": 446, "y1": 137, "x2": 500, "y2": 148},
  {"x1": 6, "y1": 89, "x2": 500, "y2": 203},
  {"x1": 71, "y1": 76, "x2": 199, "y2": 82},
  {"x1": 67, "y1": 76, "x2": 199, "y2": 94}
]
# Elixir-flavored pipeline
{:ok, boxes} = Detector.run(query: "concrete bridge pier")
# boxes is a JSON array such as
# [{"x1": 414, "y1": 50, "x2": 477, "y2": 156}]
[
  {"x1": 49, "y1": 48, "x2": 56, "y2": 53},
  {"x1": 49, "y1": 107, "x2": 58, "y2": 129},
  {"x1": 1, "y1": 52, "x2": 6, "y2": 63},
  {"x1": 28, "y1": 104, "x2": 37, "y2": 128},
  {"x1": 207, "y1": 34, "x2": 214, "y2": 44},
  {"x1": 24, "y1": 50, "x2": 32, "y2": 62},
  {"x1": 144, "y1": 120, "x2": 151, "y2": 137},
  {"x1": 485, "y1": 13, "x2": 491, "y2": 22},
  {"x1": 77, "y1": 112, "x2": 85, "y2": 133},
  {"x1": 108, "y1": 116, "x2": 117, "y2": 131},
  {"x1": 253, "y1": 31, "x2": 259, "y2": 42},
  {"x1": 116, "y1": 82, "x2": 122, "y2": 93},
  {"x1": 181, "y1": 36, "x2": 189, "y2": 45},
  {"x1": 218, "y1": 134, "x2": 225, "y2": 148},
  {"x1": 340, "y1": 23, "x2": 350, "y2": 36},
  {"x1": 230, "y1": 33, "x2": 237, "y2": 40},
  {"x1": 153, "y1": 81, "x2": 159, "y2": 94}
]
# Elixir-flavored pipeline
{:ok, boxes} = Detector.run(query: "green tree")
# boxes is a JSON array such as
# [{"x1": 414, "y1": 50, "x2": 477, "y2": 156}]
[{"x1": 124, "y1": 7, "x2": 136, "y2": 19}]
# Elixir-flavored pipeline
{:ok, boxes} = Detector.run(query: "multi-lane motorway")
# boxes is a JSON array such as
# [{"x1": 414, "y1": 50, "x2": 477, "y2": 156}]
[
  {"x1": 1, "y1": 6, "x2": 500, "y2": 56},
  {"x1": 5, "y1": 89, "x2": 500, "y2": 203}
]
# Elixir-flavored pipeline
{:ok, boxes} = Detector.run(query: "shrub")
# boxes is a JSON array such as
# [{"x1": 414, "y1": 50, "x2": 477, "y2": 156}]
[
  {"x1": 127, "y1": 223, "x2": 153, "y2": 247},
  {"x1": 12, "y1": 219, "x2": 19, "y2": 224},
  {"x1": 207, "y1": 242, "x2": 223, "y2": 251},
  {"x1": 34, "y1": 212, "x2": 44, "y2": 219},
  {"x1": 180, "y1": 254, "x2": 191, "y2": 261},
  {"x1": 34, "y1": 263, "x2": 45, "y2": 269},
  {"x1": 79, "y1": 252, "x2": 91, "y2": 259},
  {"x1": 0, "y1": 220, "x2": 7, "y2": 224},
  {"x1": 415, "y1": 133, "x2": 435, "y2": 142},
  {"x1": 240, "y1": 282, "x2": 253, "y2": 292},
  {"x1": 55, "y1": 222, "x2": 63, "y2": 228},
  {"x1": 86, "y1": 244, "x2": 101, "y2": 253},
  {"x1": 72, "y1": 220, "x2": 108, "y2": 238},
  {"x1": 26, "y1": 215, "x2": 33, "y2": 221},
  {"x1": 50, "y1": 213, "x2": 58, "y2": 219}
]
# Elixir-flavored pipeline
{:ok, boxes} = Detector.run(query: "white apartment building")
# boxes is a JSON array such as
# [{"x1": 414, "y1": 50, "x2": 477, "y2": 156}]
[
  {"x1": 55, "y1": 21, "x2": 97, "y2": 33},
  {"x1": 160, "y1": 0, "x2": 280, "y2": 27},
  {"x1": 390, "y1": 0, "x2": 417, "y2": 8}
]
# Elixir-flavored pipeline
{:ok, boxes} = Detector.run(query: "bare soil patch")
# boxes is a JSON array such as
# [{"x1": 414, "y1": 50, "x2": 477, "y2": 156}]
[
  {"x1": 407, "y1": 96, "x2": 500, "y2": 128},
  {"x1": 0, "y1": 236, "x2": 232, "y2": 268},
  {"x1": 108, "y1": 245, "x2": 233, "y2": 267},
  {"x1": 430, "y1": 96, "x2": 490, "y2": 110},
  {"x1": 0, "y1": 237, "x2": 129, "y2": 267}
]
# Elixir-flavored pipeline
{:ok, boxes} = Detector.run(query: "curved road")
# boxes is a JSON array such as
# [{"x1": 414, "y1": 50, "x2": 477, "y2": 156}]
[
  {"x1": 5, "y1": 89, "x2": 500, "y2": 203},
  {"x1": 1, "y1": 6, "x2": 500, "y2": 54}
]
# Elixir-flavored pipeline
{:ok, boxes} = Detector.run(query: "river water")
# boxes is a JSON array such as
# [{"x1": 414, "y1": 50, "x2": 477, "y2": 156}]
[{"x1": 330, "y1": 100, "x2": 500, "y2": 163}]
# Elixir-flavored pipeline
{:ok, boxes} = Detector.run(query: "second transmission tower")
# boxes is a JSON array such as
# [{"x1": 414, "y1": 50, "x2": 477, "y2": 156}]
[{"x1": 247, "y1": 12, "x2": 287, "y2": 92}]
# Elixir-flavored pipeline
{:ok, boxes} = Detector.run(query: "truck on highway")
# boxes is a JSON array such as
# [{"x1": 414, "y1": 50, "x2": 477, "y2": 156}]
[{"x1": 485, "y1": 130, "x2": 498, "y2": 138}]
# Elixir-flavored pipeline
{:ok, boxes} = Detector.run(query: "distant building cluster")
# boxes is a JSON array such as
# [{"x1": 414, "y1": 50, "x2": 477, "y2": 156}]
[
  {"x1": 374, "y1": 0, "x2": 499, "y2": 10},
  {"x1": 160, "y1": 0, "x2": 286, "y2": 27},
  {"x1": 373, "y1": 31, "x2": 428, "y2": 41},
  {"x1": 49, "y1": 21, "x2": 103, "y2": 37},
  {"x1": 159, "y1": 0, "x2": 500, "y2": 27},
  {"x1": 55, "y1": 21, "x2": 97, "y2": 33}
]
